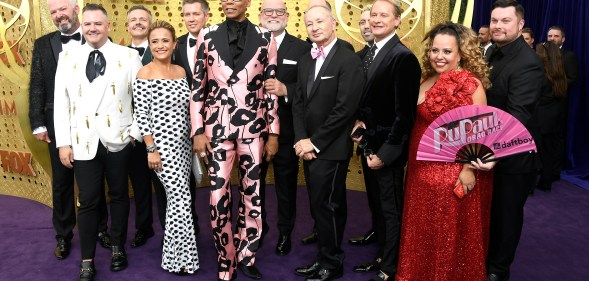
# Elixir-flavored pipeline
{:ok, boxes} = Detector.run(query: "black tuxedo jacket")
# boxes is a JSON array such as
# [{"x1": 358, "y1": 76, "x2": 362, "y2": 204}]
[
  {"x1": 127, "y1": 44, "x2": 152, "y2": 66},
  {"x1": 293, "y1": 39, "x2": 364, "y2": 161},
  {"x1": 487, "y1": 36, "x2": 544, "y2": 173},
  {"x1": 29, "y1": 31, "x2": 82, "y2": 133},
  {"x1": 173, "y1": 33, "x2": 195, "y2": 89},
  {"x1": 561, "y1": 48, "x2": 578, "y2": 88},
  {"x1": 358, "y1": 34, "x2": 421, "y2": 167},
  {"x1": 275, "y1": 32, "x2": 311, "y2": 144},
  {"x1": 356, "y1": 45, "x2": 370, "y2": 60}
]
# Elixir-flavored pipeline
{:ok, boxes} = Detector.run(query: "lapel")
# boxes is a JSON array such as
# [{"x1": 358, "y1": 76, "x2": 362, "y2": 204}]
[
  {"x1": 88, "y1": 43, "x2": 112, "y2": 112},
  {"x1": 209, "y1": 22, "x2": 234, "y2": 69},
  {"x1": 489, "y1": 47, "x2": 509, "y2": 81},
  {"x1": 141, "y1": 47, "x2": 152, "y2": 65},
  {"x1": 179, "y1": 35, "x2": 190, "y2": 72},
  {"x1": 367, "y1": 34, "x2": 400, "y2": 82},
  {"x1": 50, "y1": 32, "x2": 63, "y2": 63},
  {"x1": 278, "y1": 32, "x2": 294, "y2": 64},
  {"x1": 232, "y1": 22, "x2": 263, "y2": 76},
  {"x1": 307, "y1": 39, "x2": 340, "y2": 101}
]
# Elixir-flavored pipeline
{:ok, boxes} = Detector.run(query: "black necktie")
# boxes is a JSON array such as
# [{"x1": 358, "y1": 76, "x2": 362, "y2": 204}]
[
  {"x1": 362, "y1": 45, "x2": 377, "y2": 74},
  {"x1": 189, "y1": 38, "x2": 197, "y2": 48},
  {"x1": 86, "y1": 50, "x2": 106, "y2": 83},
  {"x1": 130, "y1": 46, "x2": 145, "y2": 56},
  {"x1": 61, "y1": 33, "x2": 81, "y2": 44}
]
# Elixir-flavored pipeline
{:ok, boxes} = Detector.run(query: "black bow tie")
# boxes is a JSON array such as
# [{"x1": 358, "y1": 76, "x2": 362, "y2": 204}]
[
  {"x1": 130, "y1": 46, "x2": 145, "y2": 56},
  {"x1": 61, "y1": 33, "x2": 81, "y2": 44},
  {"x1": 189, "y1": 38, "x2": 197, "y2": 48}
]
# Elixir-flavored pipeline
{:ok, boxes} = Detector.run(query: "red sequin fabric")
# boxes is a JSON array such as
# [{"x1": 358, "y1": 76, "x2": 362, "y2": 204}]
[{"x1": 396, "y1": 69, "x2": 493, "y2": 281}]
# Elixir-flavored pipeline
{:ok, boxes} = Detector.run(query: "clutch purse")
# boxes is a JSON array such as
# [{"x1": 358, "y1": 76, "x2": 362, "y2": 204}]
[
  {"x1": 192, "y1": 153, "x2": 204, "y2": 184},
  {"x1": 453, "y1": 182, "x2": 465, "y2": 199}
]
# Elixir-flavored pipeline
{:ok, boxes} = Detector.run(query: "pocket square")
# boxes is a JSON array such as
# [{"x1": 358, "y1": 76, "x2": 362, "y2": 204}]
[
  {"x1": 283, "y1": 59, "x2": 297, "y2": 65},
  {"x1": 320, "y1": 76, "x2": 334, "y2": 80}
]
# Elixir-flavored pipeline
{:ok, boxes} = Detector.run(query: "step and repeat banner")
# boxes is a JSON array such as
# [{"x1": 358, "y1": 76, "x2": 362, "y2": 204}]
[{"x1": 0, "y1": 0, "x2": 472, "y2": 206}]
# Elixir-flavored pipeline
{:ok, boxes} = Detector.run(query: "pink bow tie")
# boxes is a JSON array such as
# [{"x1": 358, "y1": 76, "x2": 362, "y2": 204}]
[{"x1": 311, "y1": 46, "x2": 326, "y2": 59}]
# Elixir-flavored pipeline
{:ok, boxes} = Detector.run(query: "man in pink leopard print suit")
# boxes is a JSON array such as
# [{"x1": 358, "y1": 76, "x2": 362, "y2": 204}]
[{"x1": 189, "y1": 0, "x2": 278, "y2": 280}]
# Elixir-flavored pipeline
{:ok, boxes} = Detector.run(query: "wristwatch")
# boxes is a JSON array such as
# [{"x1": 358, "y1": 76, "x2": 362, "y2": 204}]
[{"x1": 146, "y1": 144, "x2": 157, "y2": 153}]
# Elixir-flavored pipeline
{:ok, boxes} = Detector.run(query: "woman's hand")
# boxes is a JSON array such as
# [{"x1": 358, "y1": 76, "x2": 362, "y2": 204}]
[
  {"x1": 456, "y1": 166, "x2": 476, "y2": 195},
  {"x1": 148, "y1": 150, "x2": 163, "y2": 172},
  {"x1": 469, "y1": 157, "x2": 496, "y2": 171}
]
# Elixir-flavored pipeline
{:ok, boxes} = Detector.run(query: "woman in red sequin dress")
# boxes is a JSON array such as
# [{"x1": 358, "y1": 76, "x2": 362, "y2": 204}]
[{"x1": 396, "y1": 22, "x2": 493, "y2": 281}]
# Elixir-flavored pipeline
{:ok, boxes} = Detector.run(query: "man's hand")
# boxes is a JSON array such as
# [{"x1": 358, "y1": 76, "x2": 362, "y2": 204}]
[
  {"x1": 469, "y1": 158, "x2": 496, "y2": 171},
  {"x1": 294, "y1": 138, "x2": 315, "y2": 157},
  {"x1": 264, "y1": 134, "x2": 279, "y2": 162},
  {"x1": 34, "y1": 132, "x2": 51, "y2": 143},
  {"x1": 302, "y1": 152, "x2": 317, "y2": 161},
  {"x1": 193, "y1": 134, "x2": 212, "y2": 165},
  {"x1": 264, "y1": 78, "x2": 287, "y2": 97},
  {"x1": 351, "y1": 120, "x2": 366, "y2": 143},
  {"x1": 367, "y1": 154, "x2": 384, "y2": 170},
  {"x1": 58, "y1": 147, "x2": 74, "y2": 169}
]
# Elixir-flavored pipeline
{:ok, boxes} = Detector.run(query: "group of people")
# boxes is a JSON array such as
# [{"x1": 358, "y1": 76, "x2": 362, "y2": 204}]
[{"x1": 28, "y1": 0, "x2": 577, "y2": 281}]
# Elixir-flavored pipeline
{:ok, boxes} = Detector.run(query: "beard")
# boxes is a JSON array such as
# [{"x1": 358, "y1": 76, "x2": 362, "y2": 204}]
[
  {"x1": 263, "y1": 20, "x2": 287, "y2": 33},
  {"x1": 55, "y1": 13, "x2": 78, "y2": 33}
]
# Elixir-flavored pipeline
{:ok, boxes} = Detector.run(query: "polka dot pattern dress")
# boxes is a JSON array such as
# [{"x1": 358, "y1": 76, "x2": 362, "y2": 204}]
[{"x1": 133, "y1": 78, "x2": 199, "y2": 274}]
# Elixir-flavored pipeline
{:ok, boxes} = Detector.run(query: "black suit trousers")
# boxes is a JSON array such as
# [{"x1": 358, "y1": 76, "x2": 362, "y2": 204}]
[
  {"x1": 259, "y1": 143, "x2": 300, "y2": 236},
  {"x1": 75, "y1": 142, "x2": 131, "y2": 259},
  {"x1": 129, "y1": 142, "x2": 154, "y2": 234},
  {"x1": 46, "y1": 109, "x2": 76, "y2": 241},
  {"x1": 487, "y1": 171, "x2": 535, "y2": 275},
  {"x1": 304, "y1": 158, "x2": 348, "y2": 270},
  {"x1": 374, "y1": 165, "x2": 404, "y2": 276},
  {"x1": 361, "y1": 155, "x2": 383, "y2": 250}
]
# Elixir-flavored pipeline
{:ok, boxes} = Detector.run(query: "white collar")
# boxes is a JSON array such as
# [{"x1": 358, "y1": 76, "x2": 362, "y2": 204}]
[
  {"x1": 312, "y1": 37, "x2": 337, "y2": 56},
  {"x1": 131, "y1": 40, "x2": 148, "y2": 49},
  {"x1": 374, "y1": 31, "x2": 396, "y2": 50},
  {"x1": 274, "y1": 31, "x2": 286, "y2": 47}
]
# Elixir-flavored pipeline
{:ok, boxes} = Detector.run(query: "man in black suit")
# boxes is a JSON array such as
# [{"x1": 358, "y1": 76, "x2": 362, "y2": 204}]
[
  {"x1": 125, "y1": 5, "x2": 156, "y2": 248},
  {"x1": 257, "y1": 0, "x2": 311, "y2": 256},
  {"x1": 483, "y1": 1, "x2": 544, "y2": 280},
  {"x1": 351, "y1": 1, "x2": 421, "y2": 280},
  {"x1": 536, "y1": 25, "x2": 579, "y2": 189},
  {"x1": 349, "y1": 5, "x2": 379, "y2": 254},
  {"x1": 28, "y1": 0, "x2": 110, "y2": 260},
  {"x1": 292, "y1": 5, "x2": 363, "y2": 280}
]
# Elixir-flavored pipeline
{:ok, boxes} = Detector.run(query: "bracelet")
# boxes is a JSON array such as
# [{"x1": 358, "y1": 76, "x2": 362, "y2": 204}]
[{"x1": 146, "y1": 144, "x2": 157, "y2": 153}]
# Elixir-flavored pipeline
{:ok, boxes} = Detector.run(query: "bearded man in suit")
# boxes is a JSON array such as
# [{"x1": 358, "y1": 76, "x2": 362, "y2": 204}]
[
  {"x1": 53, "y1": 4, "x2": 143, "y2": 280},
  {"x1": 28, "y1": 0, "x2": 111, "y2": 261},
  {"x1": 256, "y1": 0, "x2": 311, "y2": 256},
  {"x1": 189, "y1": 0, "x2": 278, "y2": 279},
  {"x1": 292, "y1": 5, "x2": 364, "y2": 281}
]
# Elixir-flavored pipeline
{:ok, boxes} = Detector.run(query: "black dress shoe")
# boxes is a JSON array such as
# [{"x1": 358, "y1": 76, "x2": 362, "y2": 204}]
[
  {"x1": 276, "y1": 234, "x2": 292, "y2": 256},
  {"x1": 238, "y1": 263, "x2": 262, "y2": 279},
  {"x1": 97, "y1": 231, "x2": 112, "y2": 249},
  {"x1": 55, "y1": 238, "x2": 71, "y2": 260},
  {"x1": 295, "y1": 261, "x2": 321, "y2": 277},
  {"x1": 130, "y1": 230, "x2": 154, "y2": 248},
  {"x1": 301, "y1": 231, "x2": 318, "y2": 244},
  {"x1": 110, "y1": 246, "x2": 128, "y2": 271},
  {"x1": 79, "y1": 260, "x2": 96, "y2": 281},
  {"x1": 306, "y1": 266, "x2": 343, "y2": 281},
  {"x1": 487, "y1": 272, "x2": 509, "y2": 281},
  {"x1": 349, "y1": 230, "x2": 376, "y2": 245},
  {"x1": 369, "y1": 271, "x2": 390, "y2": 281},
  {"x1": 353, "y1": 261, "x2": 380, "y2": 273}
]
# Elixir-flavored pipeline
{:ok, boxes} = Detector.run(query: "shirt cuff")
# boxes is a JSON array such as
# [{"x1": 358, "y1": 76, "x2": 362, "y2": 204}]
[
  {"x1": 312, "y1": 143, "x2": 320, "y2": 153},
  {"x1": 33, "y1": 126, "x2": 47, "y2": 134}
]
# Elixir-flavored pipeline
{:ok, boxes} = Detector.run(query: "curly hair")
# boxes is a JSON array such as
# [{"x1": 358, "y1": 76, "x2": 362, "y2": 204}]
[
  {"x1": 148, "y1": 20, "x2": 177, "y2": 42},
  {"x1": 421, "y1": 22, "x2": 491, "y2": 89}
]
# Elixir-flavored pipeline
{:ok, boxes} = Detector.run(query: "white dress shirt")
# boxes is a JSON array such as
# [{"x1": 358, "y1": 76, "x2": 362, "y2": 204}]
[{"x1": 312, "y1": 37, "x2": 338, "y2": 80}]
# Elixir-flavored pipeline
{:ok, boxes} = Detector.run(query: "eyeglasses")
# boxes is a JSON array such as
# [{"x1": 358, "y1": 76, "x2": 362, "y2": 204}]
[
  {"x1": 358, "y1": 138, "x2": 373, "y2": 158},
  {"x1": 220, "y1": 0, "x2": 242, "y2": 2},
  {"x1": 262, "y1": 8, "x2": 287, "y2": 16}
]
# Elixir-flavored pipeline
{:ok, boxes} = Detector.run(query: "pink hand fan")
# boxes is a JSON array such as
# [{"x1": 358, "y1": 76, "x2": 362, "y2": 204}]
[{"x1": 417, "y1": 105, "x2": 537, "y2": 163}]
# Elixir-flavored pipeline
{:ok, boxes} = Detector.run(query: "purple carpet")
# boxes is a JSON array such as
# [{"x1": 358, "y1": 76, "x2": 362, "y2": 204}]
[{"x1": 1, "y1": 181, "x2": 588, "y2": 280}]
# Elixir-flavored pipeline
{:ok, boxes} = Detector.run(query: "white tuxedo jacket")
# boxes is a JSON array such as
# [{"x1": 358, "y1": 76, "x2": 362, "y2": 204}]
[{"x1": 54, "y1": 40, "x2": 143, "y2": 160}]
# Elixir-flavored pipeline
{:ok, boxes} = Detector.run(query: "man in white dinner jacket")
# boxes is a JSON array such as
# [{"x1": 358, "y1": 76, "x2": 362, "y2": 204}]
[{"x1": 53, "y1": 3, "x2": 143, "y2": 280}]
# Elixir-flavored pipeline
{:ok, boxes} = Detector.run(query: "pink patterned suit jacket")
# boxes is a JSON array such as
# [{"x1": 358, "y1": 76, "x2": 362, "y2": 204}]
[{"x1": 190, "y1": 21, "x2": 279, "y2": 140}]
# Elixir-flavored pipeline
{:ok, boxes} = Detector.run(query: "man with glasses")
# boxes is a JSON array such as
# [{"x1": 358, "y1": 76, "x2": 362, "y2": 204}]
[
  {"x1": 190, "y1": 0, "x2": 278, "y2": 279},
  {"x1": 257, "y1": 0, "x2": 311, "y2": 256}
]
